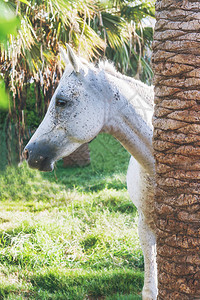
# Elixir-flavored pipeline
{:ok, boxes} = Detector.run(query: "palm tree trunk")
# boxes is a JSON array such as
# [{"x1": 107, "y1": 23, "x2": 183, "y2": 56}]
[{"x1": 152, "y1": 1, "x2": 200, "y2": 299}]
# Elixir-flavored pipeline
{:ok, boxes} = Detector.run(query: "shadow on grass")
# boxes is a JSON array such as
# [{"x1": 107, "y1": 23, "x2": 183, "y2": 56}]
[{"x1": 30, "y1": 268, "x2": 143, "y2": 300}]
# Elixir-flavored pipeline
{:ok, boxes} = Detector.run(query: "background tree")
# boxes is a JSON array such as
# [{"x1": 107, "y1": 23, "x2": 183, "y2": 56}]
[
  {"x1": 96, "y1": 0, "x2": 155, "y2": 81},
  {"x1": 152, "y1": 0, "x2": 200, "y2": 298}
]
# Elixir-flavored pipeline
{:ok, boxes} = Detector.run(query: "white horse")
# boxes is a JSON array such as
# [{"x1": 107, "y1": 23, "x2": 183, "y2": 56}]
[{"x1": 24, "y1": 45, "x2": 157, "y2": 300}]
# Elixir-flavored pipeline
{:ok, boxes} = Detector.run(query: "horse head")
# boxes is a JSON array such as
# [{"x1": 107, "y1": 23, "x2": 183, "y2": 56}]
[{"x1": 23, "y1": 45, "x2": 106, "y2": 171}]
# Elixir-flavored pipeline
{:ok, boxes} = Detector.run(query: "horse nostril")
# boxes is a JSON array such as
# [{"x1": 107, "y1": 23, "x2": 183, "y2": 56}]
[{"x1": 23, "y1": 149, "x2": 29, "y2": 160}]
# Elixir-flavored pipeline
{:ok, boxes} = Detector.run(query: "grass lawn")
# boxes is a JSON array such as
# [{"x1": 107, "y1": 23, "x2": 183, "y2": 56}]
[{"x1": 0, "y1": 133, "x2": 143, "y2": 300}]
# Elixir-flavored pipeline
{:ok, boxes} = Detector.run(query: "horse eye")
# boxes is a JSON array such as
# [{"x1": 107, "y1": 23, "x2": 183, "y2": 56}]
[{"x1": 55, "y1": 99, "x2": 67, "y2": 108}]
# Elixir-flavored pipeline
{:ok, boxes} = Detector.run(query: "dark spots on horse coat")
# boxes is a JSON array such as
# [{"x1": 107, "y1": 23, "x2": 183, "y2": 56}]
[{"x1": 114, "y1": 91, "x2": 120, "y2": 101}]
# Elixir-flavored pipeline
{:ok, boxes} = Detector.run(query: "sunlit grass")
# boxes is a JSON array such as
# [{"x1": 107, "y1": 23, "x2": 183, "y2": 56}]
[{"x1": 0, "y1": 134, "x2": 143, "y2": 299}]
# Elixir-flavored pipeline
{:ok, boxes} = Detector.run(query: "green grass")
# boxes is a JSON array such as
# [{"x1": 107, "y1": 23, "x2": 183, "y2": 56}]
[{"x1": 0, "y1": 133, "x2": 143, "y2": 299}]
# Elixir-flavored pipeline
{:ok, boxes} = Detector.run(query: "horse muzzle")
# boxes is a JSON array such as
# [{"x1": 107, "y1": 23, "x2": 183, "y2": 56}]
[{"x1": 23, "y1": 142, "x2": 56, "y2": 172}]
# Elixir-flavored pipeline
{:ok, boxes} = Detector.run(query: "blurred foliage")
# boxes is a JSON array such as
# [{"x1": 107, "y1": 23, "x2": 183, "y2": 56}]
[
  {"x1": 0, "y1": 0, "x2": 19, "y2": 110},
  {"x1": 0, "y1": 80, "x2": 9, "y2": 110},
  {"x1": 0, "y1": 1, "x2": 19, "y2": 43}
]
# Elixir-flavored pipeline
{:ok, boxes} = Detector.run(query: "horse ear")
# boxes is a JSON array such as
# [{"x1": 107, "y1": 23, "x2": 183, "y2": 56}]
[
  {"x1": 66, "y1": 44, "x2": 80, "y2": 73},
  {"x1": 59, "y1": 46, "x2": 69, "y2": 65}
]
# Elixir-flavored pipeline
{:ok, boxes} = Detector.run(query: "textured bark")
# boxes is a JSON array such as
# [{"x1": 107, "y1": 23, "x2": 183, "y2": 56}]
[{"x1": 152, "y1": 1, "x2": 200, "y2": 299}]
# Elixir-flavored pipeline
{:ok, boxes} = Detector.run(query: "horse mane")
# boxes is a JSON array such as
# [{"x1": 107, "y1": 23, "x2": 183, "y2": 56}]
[
  {"x1": 79, "y1": 58, "x2": 154, "y2": 107},
  {"x1": 98, "y1": 60, "x2": 154, "y2": 107}
]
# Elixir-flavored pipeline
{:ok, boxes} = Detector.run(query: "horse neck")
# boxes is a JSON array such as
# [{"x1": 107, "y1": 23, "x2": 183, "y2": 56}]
[{"x1": 101, "y1": 72, "x2": 154, "y2": 175}]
